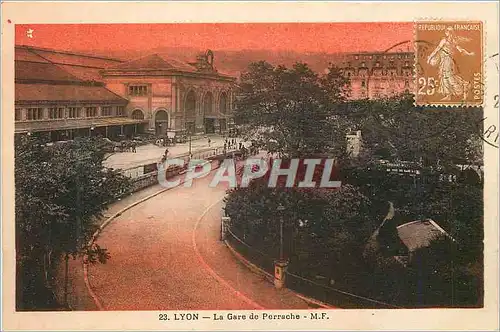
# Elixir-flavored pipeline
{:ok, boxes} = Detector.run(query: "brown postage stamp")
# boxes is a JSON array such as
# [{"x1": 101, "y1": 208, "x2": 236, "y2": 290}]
[{"x1": 415, "y1": 21, "x2": 483, "y2": 106}]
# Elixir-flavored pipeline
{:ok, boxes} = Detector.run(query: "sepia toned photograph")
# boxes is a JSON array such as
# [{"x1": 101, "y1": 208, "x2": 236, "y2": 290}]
[
  {"x1": 1, "y1": 2, "x2": 499, "y2": 331},
  {"x1": 13, "y1": 21, "x2": 486, "y2": 311}
]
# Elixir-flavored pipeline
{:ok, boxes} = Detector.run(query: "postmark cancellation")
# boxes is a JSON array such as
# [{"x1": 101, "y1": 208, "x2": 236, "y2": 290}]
[{"x1": 415, "y1": 21, "x2": 483, "y2": 106}]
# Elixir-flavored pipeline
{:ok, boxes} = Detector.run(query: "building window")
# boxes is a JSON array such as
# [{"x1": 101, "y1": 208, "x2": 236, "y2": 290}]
[
  {"x1": 361, "y1": 62, "x2": 366, "y2": 67},
  {"x1": 404, "y1": 61, "x2": 409, "y2": 67},
  {"x1": 15, "y1": 109, "x2": 22, "y2": 121},
  {"x1": 361, "y1": 80, "x2": 366, "y2": 88},
  {"x1": 375, "y1": 62, "x2": 380, "y2": 67},
  {"x1": 128, "y1": 85, "x2": 148, "y2": 96},
  {"x1": 369, "y1": 55, "x2": 373, "y2": 59},
  {"x1": 355, "y1": 55, "x2": 359, "y2": 60},
  {"x1": 85, "y1": 107, "x2": 97, "y2": 118},
  {"x1": 405, "y1": 80, "x2": 410, "y2": 87},
  {"x1": 383, "y1": 55, "x2": 387, "y2": 59},
  {"x1": 68, "y1": 107, "x2": 81, "y2": 119},
  {"x1": 27, "y1": 108, "x2": 43, "y2": 121},
  {"x1": 132, "y1": 109, "x2": 144, "y2": 120},
  {"x1": 116, "y1": 106, "x2": 125, "y2": 116},
  {"x1": 102, "y1": 106, "x2": 112, "y2": 116},
  {"x1": 389, "y1": 61, "x2": 395, "y2": 67},
  {"x1": 48, "y1": 107, "x2": 64, "y2": 119}
]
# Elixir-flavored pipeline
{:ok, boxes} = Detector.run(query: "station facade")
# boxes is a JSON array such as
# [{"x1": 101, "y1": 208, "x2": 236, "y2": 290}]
[{"x1": 101, "y1": 50, "x2": 236, "y2": 136}]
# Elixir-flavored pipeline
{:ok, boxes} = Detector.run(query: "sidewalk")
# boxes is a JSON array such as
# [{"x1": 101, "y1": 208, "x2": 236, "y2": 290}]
[
  {"x1": 103, "y1": 135, "x2": 242, "y2": 170},
  {"x1": 194, "y1": 200, "x2": 313, "y2": 309}
]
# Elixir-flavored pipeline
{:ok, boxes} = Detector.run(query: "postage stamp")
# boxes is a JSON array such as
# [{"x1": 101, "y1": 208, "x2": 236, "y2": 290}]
[
  {"x1": 415, "y1": 21, "x2": 484, "y2": 106},
  {"x1": 1, "y1": 2, "x2": 499, "y2": 332}
]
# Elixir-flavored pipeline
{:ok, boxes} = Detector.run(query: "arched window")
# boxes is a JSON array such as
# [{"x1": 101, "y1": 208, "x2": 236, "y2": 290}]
[
  {"x1": 185, "y1": 90, "x2": 196, "y2": 117},
  {"x1": 219, "y1": 92, "x2": 227, "y2": 114},
  {"x1": 203, "y1": 92, "x2": 213, "y2": 115},
  {"x1": 131, "y1": 109, "x2": 144, "y2": 120}
]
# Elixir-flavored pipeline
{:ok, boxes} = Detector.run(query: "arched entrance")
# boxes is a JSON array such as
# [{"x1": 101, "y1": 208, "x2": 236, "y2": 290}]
[
  {"x1": 218, "y1": 92, "x2": 228, "y2": 133},
  {"x1": 131, "y1": 109, "x2": 144, "y2": 120},
  {"x1": 203, "y1": 92, "x2": 215, "y2": 134},
  {"x1": 185, "y1": 90, "x2": 196, "y2": 133},
  {"x1": 155, "y1": 110, "x2": 169, "y2": 136}
]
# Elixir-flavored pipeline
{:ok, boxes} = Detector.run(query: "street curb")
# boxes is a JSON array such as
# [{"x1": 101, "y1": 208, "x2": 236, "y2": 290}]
[
  {"x1": 223, "y1": 240, "x2": 335, "y2": 309},
  {"x1": 83, "y1": 159, "x2": 214, "y2": 310}
]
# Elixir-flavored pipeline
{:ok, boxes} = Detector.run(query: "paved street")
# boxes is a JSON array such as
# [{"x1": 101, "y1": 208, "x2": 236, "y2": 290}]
[
  {"x1": 103, "y1": 135, "x2": 238, "y2": 170},
  {"x1": 88, "y1": 161, "x2": 311, "y2": 310}
]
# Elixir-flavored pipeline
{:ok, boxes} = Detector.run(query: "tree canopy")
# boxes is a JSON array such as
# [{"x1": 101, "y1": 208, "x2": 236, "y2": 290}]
[
  {"x1": 234, "y1": 61, "x2": 350, "y2": 158},
  {"x1": 343, "y1": 95, "x2": 483, "y2": 168},
  {"x1": 15, "y1": 136, "x2": 131, "y2": 309}
]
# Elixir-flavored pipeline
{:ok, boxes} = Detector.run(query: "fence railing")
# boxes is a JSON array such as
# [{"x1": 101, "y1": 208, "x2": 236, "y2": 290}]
[
  {"x1": 285, "y1": 269, "x2": 401, "y2": 309},
  {"x1": 225, "y1": 224, "x2": 400, "y2": 309},
  {"x1": 127, "y1": 148, "x2": 240, "y2": 192},
  {"x1": 225, "y1": 227, "x2": 276, "y2": 277}
]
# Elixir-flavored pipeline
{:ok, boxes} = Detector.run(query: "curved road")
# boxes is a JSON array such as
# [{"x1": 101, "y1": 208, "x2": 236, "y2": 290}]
[{"x1": 88, "y1": 163, "x2": 311, "y2": 310}]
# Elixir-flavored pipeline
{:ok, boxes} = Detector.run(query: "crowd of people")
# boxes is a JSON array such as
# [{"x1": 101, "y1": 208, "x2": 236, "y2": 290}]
[{"x1": 156, "y1": 135, "x2": 256, "y2": 165}]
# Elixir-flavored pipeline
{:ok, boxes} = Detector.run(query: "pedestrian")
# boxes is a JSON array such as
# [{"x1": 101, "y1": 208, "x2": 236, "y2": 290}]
[
  {"x1": 164, "y1": 148, "x2": 169, "y2": 159},
  {"x1": 239, "y1": 142, "x2": 243, "y2": 150},
  {"x1": 131, "y1": 141, "x2": 137, "y2": 153},
  {"x1": 208, "y1": 137, "x2": 211, "y2": 147},
  {"x1": 224, "y1": 142, "x2": 227, "y2": 152}
]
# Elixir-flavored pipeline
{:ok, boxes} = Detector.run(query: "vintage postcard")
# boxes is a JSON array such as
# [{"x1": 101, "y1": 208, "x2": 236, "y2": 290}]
[{"x1": 1, "y1": 1, "x2": 499, "y2": 331}]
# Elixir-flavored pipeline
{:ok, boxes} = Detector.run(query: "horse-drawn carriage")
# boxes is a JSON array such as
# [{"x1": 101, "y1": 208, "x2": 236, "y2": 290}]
[{"x1": 100, "y1": 137, "x2": 137, "y2": 153}]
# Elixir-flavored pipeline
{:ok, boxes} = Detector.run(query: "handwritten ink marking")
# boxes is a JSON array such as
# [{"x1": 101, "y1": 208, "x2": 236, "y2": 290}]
[{"x1": 26, "y1": 28, "x2": 34, "y2": 38}]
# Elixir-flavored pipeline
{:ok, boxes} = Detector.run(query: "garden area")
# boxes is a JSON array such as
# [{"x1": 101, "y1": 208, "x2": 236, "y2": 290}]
[{"x1": 225, "y1": 60, "x2": 484, "y2": 308}]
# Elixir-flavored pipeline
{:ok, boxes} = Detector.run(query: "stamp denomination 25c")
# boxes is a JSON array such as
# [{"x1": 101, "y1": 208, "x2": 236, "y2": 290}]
[{"x1": 415, "y1": 21, "x2": 483, "y2": 106}]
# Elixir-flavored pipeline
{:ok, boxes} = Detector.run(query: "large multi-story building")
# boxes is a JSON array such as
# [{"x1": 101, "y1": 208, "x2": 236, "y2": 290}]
[
  {"x1": 101, "y1": 50, "x2": 236, "y2": 135},
  {"x1": 335, "y1": 51, "x2": 415, "y2": 99},
  {"x1": 14, "y1": 46, "x2": 236, "y2": 141}
]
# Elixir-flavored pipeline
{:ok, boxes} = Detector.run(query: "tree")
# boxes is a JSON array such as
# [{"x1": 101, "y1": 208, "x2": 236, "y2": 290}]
[
  {"x1": 344, "y1": 94, "x2": 483, "y2": 168},
  {"x1": 225, "y1": 178, "x2": 377, "y2": 290},
  {"x1": 234, "y1": 61, "x2": 350, "y2": 158},
  {"x1": 15, "y1": 136, "x2": 130, "y2": 310}
]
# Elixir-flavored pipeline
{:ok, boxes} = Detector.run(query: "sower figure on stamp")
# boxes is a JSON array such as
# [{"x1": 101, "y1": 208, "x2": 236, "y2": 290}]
[{"x1": 427, "y1": 26, "x2": 475, "y2": 101}]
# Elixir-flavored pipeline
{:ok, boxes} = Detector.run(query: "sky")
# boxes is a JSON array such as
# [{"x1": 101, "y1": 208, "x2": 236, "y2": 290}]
[{"x1": 15, "y1": 23, "x2": 413, "y2": 54}]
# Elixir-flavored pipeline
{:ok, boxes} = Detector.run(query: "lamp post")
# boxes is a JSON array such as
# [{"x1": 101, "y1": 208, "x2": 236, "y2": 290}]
[
  {"x1": 277, "y1": 204, "x2": 285, "y2": 260},
  {"x1": 184, "y1": 126, "x2": 193, "y2": 161},
  {"x1": 189, "y1": 133, "x2": 192, "y2": 157},
  {"x1": 274, "y1": 203, "x2": 288, "y2": 289}
]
